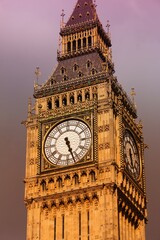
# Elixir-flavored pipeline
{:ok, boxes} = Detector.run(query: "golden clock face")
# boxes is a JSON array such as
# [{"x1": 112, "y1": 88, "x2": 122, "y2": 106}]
[
  {"x1": 43, "y1": 119, "x2": 92, "y2": 166},
  {"x1": 123, "y1": 131, "x2": 140, "y2": 180}
]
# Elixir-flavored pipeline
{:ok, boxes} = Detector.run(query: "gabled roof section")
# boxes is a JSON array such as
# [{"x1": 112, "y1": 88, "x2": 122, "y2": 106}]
[{"x1": 65, "y1": 0, "x2": 98, "y2": 27}]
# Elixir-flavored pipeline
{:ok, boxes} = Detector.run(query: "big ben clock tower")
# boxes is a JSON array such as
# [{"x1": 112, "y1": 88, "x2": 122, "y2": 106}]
[{"x1": 23, "y1": 0, "x2": 147, "y2": 239}]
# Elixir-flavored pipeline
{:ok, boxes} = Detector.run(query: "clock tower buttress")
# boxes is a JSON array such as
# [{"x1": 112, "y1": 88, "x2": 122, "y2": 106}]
[{"x1": 23, "y1": 0, "x2": 147, "y2": 239}]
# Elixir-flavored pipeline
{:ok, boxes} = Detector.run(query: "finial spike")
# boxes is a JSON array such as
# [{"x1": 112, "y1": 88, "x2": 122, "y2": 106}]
[
  {"x1": 106, "y1": 20, "x2": 110, "y2": 33},
  {"x1": 61, "y1": 9, "x2": 65, "y2": 29},
  {"x1": 131, "y1": 87, "x2": 136, "y2": 101},
  {"x1": 35, "y1": 66, "x2": 41, "y2": 84},
  {"x1": 131, "y1": 87, "x2": 137, "y2": 109}
]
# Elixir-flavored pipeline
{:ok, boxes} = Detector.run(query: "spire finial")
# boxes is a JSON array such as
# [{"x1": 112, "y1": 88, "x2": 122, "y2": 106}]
[
  {"x1": 35, "y1": 66, "x2": 41, "y2": 84},
  {"x1": 131, "y1": 87, "x2": 137, "y2": 108},
  {"x1": 61, "y1": 9, "x2": 65, "y2": 29},
  {"x1": 106, "y1": 20, "x2": 110, "y2": 33},
  {"x1": 131, "y1": 87, "x2": 136, "y2": 101}
]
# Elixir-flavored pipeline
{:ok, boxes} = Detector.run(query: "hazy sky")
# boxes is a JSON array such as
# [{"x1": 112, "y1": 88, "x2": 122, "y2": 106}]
[{"x1": 0, "y1": 0, "x2": 160, "y2": 239}]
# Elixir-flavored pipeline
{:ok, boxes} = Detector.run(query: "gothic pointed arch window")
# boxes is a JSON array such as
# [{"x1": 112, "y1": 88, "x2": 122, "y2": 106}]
[
  {"x1": 91, "y1": 68, "x2": 97, "y2": 75},
  {"x1": 78, "y1": 94, "x2": 82, "y2": 102},
  {"x1": 51, "y1": 78, "x2": 56, "y2": 85},
  {"x1": 63, "y1": 75, "x2": 68, "y2": 81},
  {"x1": 62, "y1": 97, "x2": 67, "y2": 106},
  {"x1": 88, "y1": 36, "x2": 92, "y2": 47},
  {"x1": 89, "y1": 170, "x2": 96, "y2": 182},
  {"x1": 40, "y1": 179, "x2": 47, "y2": 191},
  {"x1": 85, "y1": 92, "x2": 90, "y2": 100},
  {"x1": 78, "y1": 39, "x2": 81, "y2": 49},
  {"x1": 57, "y1": 177, "x2": 63, "y2": 188},
  {"x1": 55, "y1": 99, "x2": 59, "y2": 108},
  {"x1": 73, "y1": 64, "x2": 79, "y2": 72},
  {"x1": 73, "y1": 40, "x2": 76, "y2": 51},
  {"x1": 70, "y1": 95, "x2": 74, "y2": 104},
  {"x1": 73, "y1": 173, "x2": 79, "y2": 185},
  {"x1": 67, "y1": 41, "x2": 71, "y2": 52},
  {"x1": 64, "y1": 175, "x2": 71, "y2": 187},
  {"x1": 87, "y1": 60, "x2": 92, "y2": 68},
  {"x1": 93, "y1": 93, "x2": 97, "y2": 100},
  {"x1": 83, "y1": 37, "x2": 86, "y2": 48},
  {"x1": 61, "y1": 67, "x2": 66, "y2": 75},
  {"x1": 47, "y1": 98, "x2": 52, "y2": 110},
  {"x1": 78, "y1": 71, "x2": 83, "y2": 78}
]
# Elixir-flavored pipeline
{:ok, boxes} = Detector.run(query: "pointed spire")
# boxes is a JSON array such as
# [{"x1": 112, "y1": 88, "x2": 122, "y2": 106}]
[
  {"x1": 61, "y1": 9, "x2": 65, "y2": 29},
  {"x1": 65, "y1": 0, "x2": 98, "y2": 27},
  {"x1": 131, "y1": 87, "x2": 137, "y2": 109},
  {"x1": 35, "y1": 66, "x2": 41, "y2": 83}
]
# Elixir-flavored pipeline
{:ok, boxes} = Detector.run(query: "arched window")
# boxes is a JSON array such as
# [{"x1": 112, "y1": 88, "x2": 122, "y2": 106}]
[
  {"x1": 83, "y1": 37, "x2": 86, "y2": 48},
  {"x1": 78, "y1": 39, "x2": 81, "y2": 49},
  {"x1": 47, "y1": 99, "x2": 52, "y2": 110},
  {"x1": 79, "y1": 72, "x2": 83, "y2": 77},
  {"x1": 63, "y1": 75, "x2": 68, "y2": 81},
  {"x1": 57, "y1": 177, "x2": 63, "y2": 188},
  {"x1": 41, "y1": 179, "x2": 46, "y2": 191},
  {"x1": 88, "y1": 36, "x2": 92, "y2": 47},
  {"x1": 73, "y1": 174, "x2": 79, "y2": 185},
  {"x1": 73, "y1": 64, "x2": 79, "y2": 72},
  {"x1": 87, "y1": 60, "x2": 92, "y2": 68},
  {"x1": 62, "y1": 97, "x2": 67, "y2": 106},
  {"x1": 92, "y1": 68, "x2": 97, "y2": 75},
  {"x1": 73, "y1": 40, "x2": 76, "y2": 51},
  {"x1": 90, "y1": 171, "x2": 96, "y2": 182},
  {"x1": 93, "y1": 93, "x2": 97, "y2": 99},
  {"x1": 67, "y1": 41, "x2": 71, "y2": 52},
  {"x1": 78, "y1": 94, "x2": 82, "y2": 102},
  {"x1": 85, "y1": 92, "x2": 90, "y2": 100},
  {"x1": 55, "y1": 99, "x2": 59, "y2": 108},
  {"x1": 70, "y1": 96, "x2": 74, "y2": 104},
  {"x1": 61, "y1": 67, "x2": 66, "y2": 75}
]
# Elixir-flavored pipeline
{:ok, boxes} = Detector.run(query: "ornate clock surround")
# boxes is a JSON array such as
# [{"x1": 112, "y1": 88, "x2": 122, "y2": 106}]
[
  {"x1": 123, "y1": 129, "x2": 142, "y2": 181},
  {"x1": 37, "y1": 109, "x2": 97, "y2": 174}
]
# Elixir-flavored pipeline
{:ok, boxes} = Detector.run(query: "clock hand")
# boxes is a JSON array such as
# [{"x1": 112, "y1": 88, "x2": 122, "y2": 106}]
[{"x1": 64, "y1": 137, "x2": 76, "y2": 163}]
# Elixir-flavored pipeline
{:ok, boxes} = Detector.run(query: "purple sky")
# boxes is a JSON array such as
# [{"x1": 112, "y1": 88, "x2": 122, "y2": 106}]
[{"x1": 0, "y1": 0, "x2": 160, "y2": 239}]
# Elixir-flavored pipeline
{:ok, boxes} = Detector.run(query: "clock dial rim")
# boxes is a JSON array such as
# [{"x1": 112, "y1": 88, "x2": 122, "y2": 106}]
[
  {"x1": 42, "y1": 119, "x2": 92, "y2": 166},
  {"x1": 123, "y1": 130, "x2": 141, "y2": 180}
]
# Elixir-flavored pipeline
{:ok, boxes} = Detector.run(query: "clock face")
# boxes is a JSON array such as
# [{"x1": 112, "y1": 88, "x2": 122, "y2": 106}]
[
  {"x1": 43, "y1": 119, "x2": 92, "y2": 166},
  {"x1": 123, "y1": 131, "x2": 140, "y2": 180}
]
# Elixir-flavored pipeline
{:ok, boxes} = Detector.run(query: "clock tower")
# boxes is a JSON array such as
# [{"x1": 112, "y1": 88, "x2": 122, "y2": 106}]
[{"x1": 23, "y1": 0, "x2": 147, "y2": 239}]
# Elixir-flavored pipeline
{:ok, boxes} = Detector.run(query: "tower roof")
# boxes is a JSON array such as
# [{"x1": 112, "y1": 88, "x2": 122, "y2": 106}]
[{"x1": 65, "y1": 0, "x2": 98, "y2": 27}]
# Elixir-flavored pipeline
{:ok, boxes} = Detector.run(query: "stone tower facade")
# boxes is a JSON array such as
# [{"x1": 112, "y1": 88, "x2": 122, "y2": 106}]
[{"x1": 23, "y1": 0, "x2": 147, "y2": 239}]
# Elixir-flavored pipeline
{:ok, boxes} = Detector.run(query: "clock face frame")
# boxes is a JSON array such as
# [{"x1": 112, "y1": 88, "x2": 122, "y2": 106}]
[
  {"x1": 123, "y1": 130, "x2": 141, "y2": 180},
  {"x1": 43, "y1": 119, "x2": 92, "y2": 166}
]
